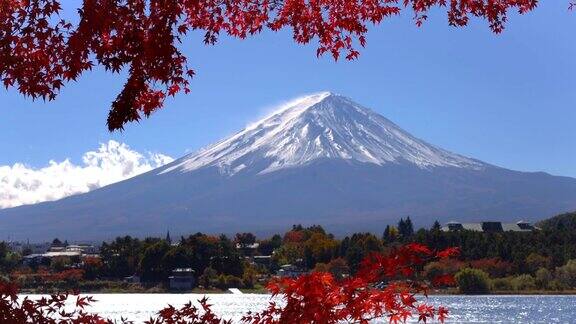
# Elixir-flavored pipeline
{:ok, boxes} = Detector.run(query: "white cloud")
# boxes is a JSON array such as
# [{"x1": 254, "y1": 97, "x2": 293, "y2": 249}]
[{"x1": 0, "y1": 141, "x2": 174, "y2": 209}]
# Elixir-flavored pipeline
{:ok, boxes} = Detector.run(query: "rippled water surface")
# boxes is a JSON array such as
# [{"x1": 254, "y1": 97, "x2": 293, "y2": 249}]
[{"x1": 23, "y1": 294, "x2": 576, "y2": 323}]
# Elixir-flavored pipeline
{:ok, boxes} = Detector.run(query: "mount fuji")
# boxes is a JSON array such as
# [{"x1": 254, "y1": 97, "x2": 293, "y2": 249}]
[{"x1": 2, "y1": 92, "x2": 576, "y2": 241}]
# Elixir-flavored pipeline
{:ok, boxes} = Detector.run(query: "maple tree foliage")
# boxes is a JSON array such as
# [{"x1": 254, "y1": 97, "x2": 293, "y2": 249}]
[
  {"x1": 1, "y1": 0, "x2": 541, "y2": 131},
  {"x1": 242, "y1": 243, "x2": 459, "y2": 323},
  {"x1": 0, "y1": 243, "x2": 460, "y2": 323}
]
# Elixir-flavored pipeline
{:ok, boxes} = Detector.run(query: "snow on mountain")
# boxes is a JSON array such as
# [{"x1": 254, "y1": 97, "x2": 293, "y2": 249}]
[
  {"x1": 1, "y1": 92, "x2": 576, "y2": 241},
  {"x1": 162, "y1": 92, "x2": 484, "y2": 176}
]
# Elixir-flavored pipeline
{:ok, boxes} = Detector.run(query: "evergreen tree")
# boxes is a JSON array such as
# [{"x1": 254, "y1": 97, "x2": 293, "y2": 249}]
[
  {"x1": 292, "y1": 224, "x2": 304, "y2": 231},
  {"x1": 383, "y1": 225, "x2": 396, "y2": 243},
  {"x1": 398, "y1": 218, "x2": 406, "y2": 238},
  {"x1": 432, "y1": 220, "x2": 441, "y2": 232},
  {"x1": 405, "y1": 217, "x2": 414, "y2": 237},
  {"x1": 270, "y1": 234, "x2": 282, "y2": 250},
  {"x1": 397, "y1": 217, "x2": 414, "y2": 240}
]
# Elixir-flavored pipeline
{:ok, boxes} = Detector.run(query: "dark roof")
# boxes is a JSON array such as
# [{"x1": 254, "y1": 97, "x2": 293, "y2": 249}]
[{"x1": 442, "y1": 221, "x2": 537, "y2": 232}]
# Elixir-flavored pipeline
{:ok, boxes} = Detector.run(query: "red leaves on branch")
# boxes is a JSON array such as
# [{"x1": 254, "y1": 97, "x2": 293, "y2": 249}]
[
  {"x1": 1, "y1": 1, "x2": 539, "y2": 130},
  {"x1": 437, "y1": 247, "x2": 460, "y2": 259},
  {"x1": 243, "y1": 243, "x2": 460, "y2": 323},
  {"x1": 0, "y1": 243, "x2": 459, "y2": 323},
  {"x1": 145, "y1": 297, "x2": 231, "y2": 324},
  {"x1": 0, "y1": 280, "x2": 112, "y2": 323}
]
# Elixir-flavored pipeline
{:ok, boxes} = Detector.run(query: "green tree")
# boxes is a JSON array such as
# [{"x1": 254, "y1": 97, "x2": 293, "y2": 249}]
[
  {"x1": 525, "y1": 253, "x2": 550, "y2": 273},
  {"x1": 211, "y1": 235, "x2": 243, "y2": 277},
  {"x1": 511, "y1": 274, "x2": 536, "y2": 291},
  {"x1": 235, "y1": 233, "x2": 257, "y2": 248},
  {"x1": 100, "y1": 236, "x2": 143, "y2": 278},
  {"x1": 162, "y1": 246, "x2": 194, "y2": 271},
  {"x1": 274, "y1": 243, "x2": 304, "y2": 266},
  {"x1": 382, "y1": 225, "x2": 398, "y2": 244},
  {"x1": 139, "y1": 240, "x2": 170, "y2": 282},
  {"x1": 199, "y1": 267, "x2": 217, "y2": 288},
  {"x1": 345, "y1": 233, "x2": 382, "y2": 274},
  {"x1": 535, "y1": 268, "x2": 553, "y2": 289},
  {"x1": 242, "y1": 265, "x2": 258, "y2": 289},
  {"x1": 258, "y1": 234, "x2": 283, "y2": 256},
  {"x1": 180, "y1": 233, "x2": 219, "y2": 277},
  {"x1": 303, "y1": 232, "x2": 338, "y2": 268},
  {"x1": 555, "y1": 259, "x2": 576, "y2": 289},
  {"x1": 455, "y1": 268, "x2": 491, "y2": 294},
  {"x1": 0, "y1": 243, "x2": 21, "y2": 273},
  {"x1": 431, "y1": 220, "x2": 441, "y2": 232},
  {"x1": 397, "y1": 217, "x2": 414, "y2": 240}
]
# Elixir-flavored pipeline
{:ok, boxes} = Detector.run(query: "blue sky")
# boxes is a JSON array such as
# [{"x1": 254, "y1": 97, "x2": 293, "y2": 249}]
[{"x1": 1, "y1": 2, "x2": 575, "y2": 178}]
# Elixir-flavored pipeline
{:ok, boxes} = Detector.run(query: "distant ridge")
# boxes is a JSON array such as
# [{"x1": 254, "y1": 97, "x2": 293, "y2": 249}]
[{"x1": 1, "y1": 93, "x2": 575, "y2": 241}]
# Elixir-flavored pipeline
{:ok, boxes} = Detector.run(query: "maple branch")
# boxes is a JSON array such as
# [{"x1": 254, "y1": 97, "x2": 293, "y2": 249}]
[{"x1": 0, "y1": 0, "x2": 542, "y2": 131}]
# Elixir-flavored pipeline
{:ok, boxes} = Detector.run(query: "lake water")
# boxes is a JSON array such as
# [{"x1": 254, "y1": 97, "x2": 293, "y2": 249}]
[{"x1": 23, "y1": 294, "x2": 576, "y2": 323}]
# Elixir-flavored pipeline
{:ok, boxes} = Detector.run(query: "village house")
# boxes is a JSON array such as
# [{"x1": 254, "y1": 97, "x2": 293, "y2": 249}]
[{"x1": 169, "y1": 268, "x2": 196, "y2": 291}]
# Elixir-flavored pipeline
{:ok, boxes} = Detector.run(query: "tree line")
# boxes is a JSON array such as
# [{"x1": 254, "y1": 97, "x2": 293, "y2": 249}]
[{"x1": 3, "y1": 212, "x2": 576, "y2": 293}]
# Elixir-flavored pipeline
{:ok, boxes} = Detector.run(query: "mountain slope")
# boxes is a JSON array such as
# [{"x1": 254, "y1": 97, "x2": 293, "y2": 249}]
[
  {"x1": 163, "y1": 92, "x2": 484, "y2": 176},
  {"x1": 1, "y1": 92, "x2": 575, "y2": 241}
]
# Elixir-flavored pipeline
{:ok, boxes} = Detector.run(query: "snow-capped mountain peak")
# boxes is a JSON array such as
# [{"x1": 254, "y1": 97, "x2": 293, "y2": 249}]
[{"x1": 161, "y1": 92, "x2": 484, "y2": 175}]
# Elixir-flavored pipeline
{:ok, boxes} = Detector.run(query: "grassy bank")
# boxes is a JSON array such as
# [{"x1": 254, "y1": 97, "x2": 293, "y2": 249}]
[
  {"x1": 19, "y1": 281, "x2": 270, "y2": 294},
  {"x1": 18, "y1": 280, "x2": 576, "y2": 295}
]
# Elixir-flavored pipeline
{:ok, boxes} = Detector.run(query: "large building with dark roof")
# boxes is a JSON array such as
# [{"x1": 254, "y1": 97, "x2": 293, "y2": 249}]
[{"x1": 442, "y1": 220, "x2": 539, "y2": 233}]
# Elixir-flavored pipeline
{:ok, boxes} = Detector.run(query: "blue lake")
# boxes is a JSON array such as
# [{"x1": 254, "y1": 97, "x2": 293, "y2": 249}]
[{"x1": 23, "y1": 294, "x2": 576, "y2": 323}]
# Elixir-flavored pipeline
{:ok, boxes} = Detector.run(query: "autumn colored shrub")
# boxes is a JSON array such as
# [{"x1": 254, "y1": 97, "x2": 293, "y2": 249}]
[
  {"x1": 83, "y1": 256, "x2": 104, "y2": 280},
  {"x1": 423, "y1": 258, "x2": 464, "y2": 284},
  {"x1": 50, "y1": 269, "x2": 85, "y2": 283},
  {"x1": 469, "y1": 258, "x2": 513, "y2": 278},
  {"x1": 283, "y1": 230, "x2": 305, "y2": 244}
]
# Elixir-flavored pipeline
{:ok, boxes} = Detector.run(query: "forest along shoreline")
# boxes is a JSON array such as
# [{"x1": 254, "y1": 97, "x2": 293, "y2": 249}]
[{"x1": 6, "y1": 212, "x2": 576, "y2": 296}]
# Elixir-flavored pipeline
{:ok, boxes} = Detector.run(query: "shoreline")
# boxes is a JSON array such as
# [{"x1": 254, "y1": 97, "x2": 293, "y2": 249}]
[{"x1": 19, "y1": 288, "x2": 576, "y2": 296}]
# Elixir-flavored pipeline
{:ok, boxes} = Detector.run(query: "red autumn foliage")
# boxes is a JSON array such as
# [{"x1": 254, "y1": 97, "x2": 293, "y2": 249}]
[
  {"x1": 0, "y1": 243, "x2": 458, "y2": 323},
  {"x1": 1, "y1": 0, "x2": 540, "y2": 131},
  {"x1": 243, "y1": 243, "x2": 459, "y2": 323},
  {"x1": 83, "y1": 256, "x2": 103, "y2": 269},
  {"x1": 49, "y1": 269, "x2": 85, "y2": 282},
  {"x1": 144, "y1": 297, "x2": 231, "y2": 324},
  {"x1": 283, "y1": 230, "x2": 305, "y2": 243},
  {"x1": 0, "y1": 280, "x2": 113, "y2": 323},
  {"x1": 469, "y1": 258, "x2": 512, "y2": 278}
]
